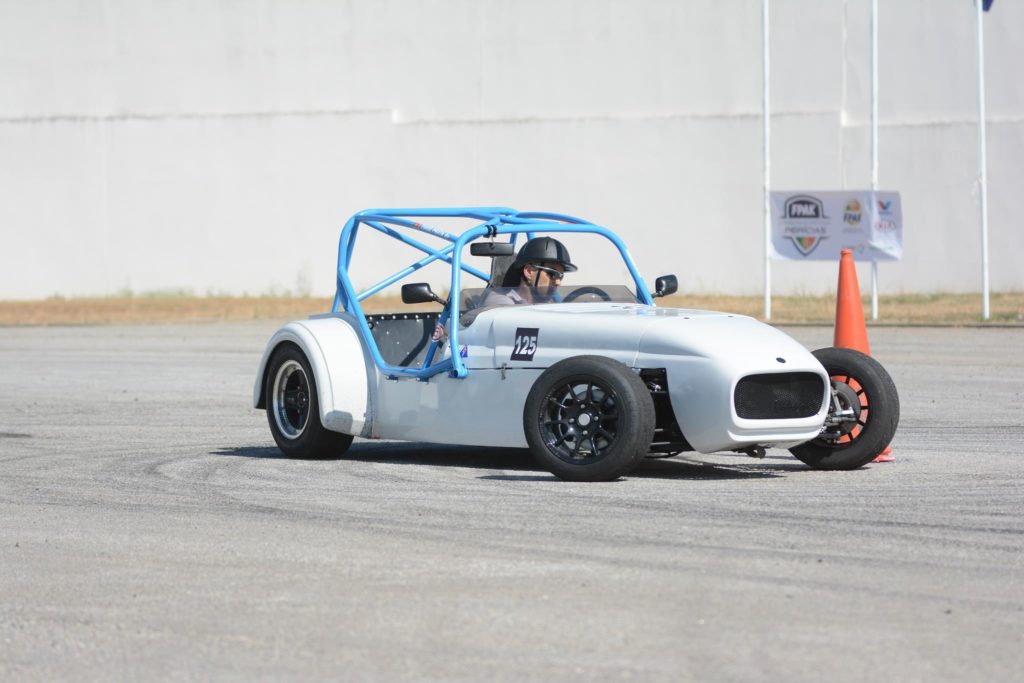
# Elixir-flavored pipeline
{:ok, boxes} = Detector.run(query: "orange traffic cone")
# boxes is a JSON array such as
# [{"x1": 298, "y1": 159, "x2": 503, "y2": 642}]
[
  {"x1": 834, "y1": 249, "x2": 871, "y2": 354},
  {"x1": 833, "y1": 249, "x2": 893, "y2": 463}
]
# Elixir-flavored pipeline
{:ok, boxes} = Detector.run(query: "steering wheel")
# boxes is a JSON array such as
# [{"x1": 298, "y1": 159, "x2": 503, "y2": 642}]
[{"x1": 562, "y1": 286, "x2": 613, "y2": 303}]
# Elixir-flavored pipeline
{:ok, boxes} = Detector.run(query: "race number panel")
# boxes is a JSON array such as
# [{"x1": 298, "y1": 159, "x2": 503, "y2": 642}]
[{"x1": 511, "y1": 327, "x2": 539, "y2": 361}]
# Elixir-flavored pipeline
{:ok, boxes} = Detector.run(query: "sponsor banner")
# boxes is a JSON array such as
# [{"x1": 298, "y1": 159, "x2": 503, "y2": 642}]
[{"x1": 770, "y1": 191, "x2": 902, "y2": 261}]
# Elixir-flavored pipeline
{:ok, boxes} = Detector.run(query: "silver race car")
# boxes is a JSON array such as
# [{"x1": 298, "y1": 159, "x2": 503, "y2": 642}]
[{"x1": 254, "y1": 208, "x2": 899, "y2": 481}]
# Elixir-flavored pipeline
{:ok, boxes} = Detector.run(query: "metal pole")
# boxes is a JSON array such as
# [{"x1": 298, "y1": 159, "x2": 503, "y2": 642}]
[
  {"x1": 870, "y1": 0, "x2": 879, "y2": 321},
  {"x1": 763, "y1": 0, "x2": 772, "y2": 321},
  {"x1": 977, "y1": 0, "x2": 991, "y2": 320}
]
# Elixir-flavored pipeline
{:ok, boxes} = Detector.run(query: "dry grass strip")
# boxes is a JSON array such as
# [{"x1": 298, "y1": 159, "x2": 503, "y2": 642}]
[{"x1": 1, "y1": 292, "x2": 1021, "y2": 327}]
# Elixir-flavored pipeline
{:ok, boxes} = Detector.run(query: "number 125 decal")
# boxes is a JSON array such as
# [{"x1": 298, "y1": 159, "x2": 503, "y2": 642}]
[{"x1": 510, "y1": 327, "x2": 539, "y2": 361}]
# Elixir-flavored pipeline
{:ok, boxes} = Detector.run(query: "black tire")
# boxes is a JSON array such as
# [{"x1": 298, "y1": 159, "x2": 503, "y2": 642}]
[
  {"x1": 264, "y1": 344, "x2": 353, "y2": 459},
  {"x1": 790, "y1": 347, "x2": 899, "y2": 470},
  {"x1": 523, "y1": 355, "x2": 655, "y2": 481}
]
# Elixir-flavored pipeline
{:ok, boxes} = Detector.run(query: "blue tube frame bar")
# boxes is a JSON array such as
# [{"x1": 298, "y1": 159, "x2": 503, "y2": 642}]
[{"x1": 331, "y1": 208, "x2": 654, "y2": 380}]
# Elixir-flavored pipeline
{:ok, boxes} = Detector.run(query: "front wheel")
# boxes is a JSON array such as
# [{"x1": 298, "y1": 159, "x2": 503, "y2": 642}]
[
  {"x1": 523, "y1": 356, "x2": 655, "y2": 481},
  {"x1": 790, "y1": 347, "x2": 899, "y2": 470},
  {"x1": 265, "y1": 344, "x2": 353, "y2": 459}
]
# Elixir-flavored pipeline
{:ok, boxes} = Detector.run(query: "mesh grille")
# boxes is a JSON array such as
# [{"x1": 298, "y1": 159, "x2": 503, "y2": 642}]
[{"x1": 734, "y1": 372, "x2": 825, "y2": 419}]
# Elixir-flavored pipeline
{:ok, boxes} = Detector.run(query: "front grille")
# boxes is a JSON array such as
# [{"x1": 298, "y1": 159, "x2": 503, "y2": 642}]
[{"x1": 734, "y1": 372, "x2": 825, "y2": 419}]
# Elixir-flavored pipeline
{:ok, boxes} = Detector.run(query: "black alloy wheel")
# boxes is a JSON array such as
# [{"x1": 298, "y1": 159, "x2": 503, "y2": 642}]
[
  {"x1": 264, "y1": 344, "x2": 354, "y2": 459},
  {"x1": 524, "y1": 356, "x2": 655, "y2": 481},
  {"x1": 273, "y1": 358, "x2": 311, "y2": 439},
  {"x1": 541, "y1": 379, "x2": 620, "y2": 464}
]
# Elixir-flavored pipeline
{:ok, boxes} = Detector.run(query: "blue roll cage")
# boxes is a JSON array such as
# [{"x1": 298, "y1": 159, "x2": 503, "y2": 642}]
[{"x1": 331, "y1": 208, "x2": 654, "y2": 380}]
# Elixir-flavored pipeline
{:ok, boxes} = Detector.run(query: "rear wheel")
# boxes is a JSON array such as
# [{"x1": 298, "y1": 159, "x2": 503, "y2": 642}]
[
  {"x1": 265, "y1": 344, "x2": 353, "y2": 459},
  {"x1": 790, "y1": 347, "x2": 899, "y2": 470},
  {"x1": 524, "y1": 356, "x2": 655, "y2": 481}
]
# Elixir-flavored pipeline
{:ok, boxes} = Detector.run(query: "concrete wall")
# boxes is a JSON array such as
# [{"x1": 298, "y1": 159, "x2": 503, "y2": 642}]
[{"x1": 1, "y1": 0, "x2": 1022, "y2": 300}]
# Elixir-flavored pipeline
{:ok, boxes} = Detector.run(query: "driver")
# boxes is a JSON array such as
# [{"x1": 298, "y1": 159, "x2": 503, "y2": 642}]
[{"x1": 483, "y1": 237, "x2": 578, "y2": 306}]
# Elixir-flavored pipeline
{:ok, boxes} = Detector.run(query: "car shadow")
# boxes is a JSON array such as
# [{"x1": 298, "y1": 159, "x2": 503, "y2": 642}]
[
  {"x1": 630, "y1": 454, "x2": 806, "y2": 480},
  {"x1": 213, "y1": 444, "x2": 806, "y2": 481},
  {"x1": 213, "y1": 442, "x2": 538, "y2": 471},
  {"x1": 213, "y1": 446, "x2": 285, "y2": 459},
  {"x1": 347, "y1": 442, "x2": 539, "y2": 471}
]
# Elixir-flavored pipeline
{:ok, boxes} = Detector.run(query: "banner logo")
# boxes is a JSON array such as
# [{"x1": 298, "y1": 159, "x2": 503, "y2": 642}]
[
  {"x1": 781, "y1": 195, "x2": 828, "y2": 256},
  {"x1": 790, "y1": 235, "x2": 825, "y2": 256},
  {"x1": 783, "y1": 195, "x2": 826, "y2": 219},
  {"x1": 877, "y1": 199, "x2": 893, "y2": 214},
  {"x1": 843, "y1": 199, "x2": 862, "y2": 225}
]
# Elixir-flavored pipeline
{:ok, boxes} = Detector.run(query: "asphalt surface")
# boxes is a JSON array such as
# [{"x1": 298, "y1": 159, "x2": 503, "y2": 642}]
[{"x1": 1, "y1": 322, "x2": 1022, "y2": 682}]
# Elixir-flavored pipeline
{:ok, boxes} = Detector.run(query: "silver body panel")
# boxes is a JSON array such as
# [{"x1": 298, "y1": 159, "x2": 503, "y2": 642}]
[{"x1": 255, "y1": 303, "x2": 830, "y2": 453}]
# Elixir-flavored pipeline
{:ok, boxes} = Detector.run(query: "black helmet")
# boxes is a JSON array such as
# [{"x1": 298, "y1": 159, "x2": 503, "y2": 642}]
[{"x1": 513, "y1": 237, "x2": 578, "y2": 272}]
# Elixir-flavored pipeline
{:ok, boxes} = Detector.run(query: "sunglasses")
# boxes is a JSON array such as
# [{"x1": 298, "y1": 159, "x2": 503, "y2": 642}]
[{"x1": 532, "y1": 265, "x2": 565, "y2": 282}]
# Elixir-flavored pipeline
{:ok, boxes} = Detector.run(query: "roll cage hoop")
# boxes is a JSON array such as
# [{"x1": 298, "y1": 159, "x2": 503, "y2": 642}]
[{"x1": 331, "y1": 208, "x2": 654, "y2": 380}]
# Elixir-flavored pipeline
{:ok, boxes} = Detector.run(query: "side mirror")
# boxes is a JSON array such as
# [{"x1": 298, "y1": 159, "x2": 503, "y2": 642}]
[
  {"x1": 652, "y1": 275, "x2": 678, "y2": 298},
  {"x1": 401, "y1": 283, "x2": 446, "y2": 306},
  {"x1": 471, "y1": 242, "x2": 515, "y2": 257}
]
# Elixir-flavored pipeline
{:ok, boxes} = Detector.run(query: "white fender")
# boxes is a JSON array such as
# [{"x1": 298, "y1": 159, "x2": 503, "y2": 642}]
[{"x1": 254, "y1": 314, "x2": 375, "y2": 437}]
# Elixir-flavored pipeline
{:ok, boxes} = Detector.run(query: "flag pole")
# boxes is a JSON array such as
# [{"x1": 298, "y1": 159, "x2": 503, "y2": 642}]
[
  {"x1": 870, "y1": 0, "x2": 879, "y2": 321},
  {"x1": 976, "y1": 0, "x2": 991, "y2": 320},
  {"x1": 763, "y1": 0, "x2": 772, "y2": 321}
]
